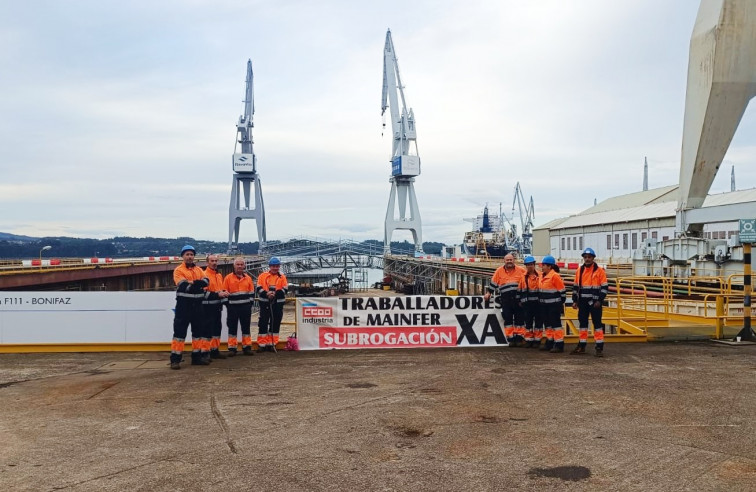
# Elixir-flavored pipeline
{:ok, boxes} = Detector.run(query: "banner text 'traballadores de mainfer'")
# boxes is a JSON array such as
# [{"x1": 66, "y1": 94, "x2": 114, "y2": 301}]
[{"x1": 340, "y1": 295, "x2": 500, "y2": 312}]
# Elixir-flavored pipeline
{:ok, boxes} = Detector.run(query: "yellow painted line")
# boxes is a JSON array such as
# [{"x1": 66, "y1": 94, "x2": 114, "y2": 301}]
[
  {"x1": 563, "y1": 335, "x2": 647, "y2": 343},
  {"x1": 0, "y1": 343, "x2": 173, "y2": 353},
  {"x1": 0, "y1": 341, "x2": 287, "y2": 354},
  {"x1": 1, "y1": 335, "x2": 648, "y2": 353}
]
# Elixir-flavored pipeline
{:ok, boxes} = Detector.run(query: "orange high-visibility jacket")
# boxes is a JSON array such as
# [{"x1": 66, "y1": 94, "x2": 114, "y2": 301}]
[
  {"x1": 540, "y1": 270, "x2": 566, "y2": 305},
  {"x1": 203, "y1": 267, "x2": 226, "y2": 305},
  {"x1": 174, "y1": 263, "x2": 208, "y2": 299},
  {"x1": 488, "y1": 265, "x2": 525, "y2": 299},
  {"x1": 517, "y1": 271, "x2": 541, "y2": 303},
  {"x1": 256, "y1": 271, "x2": 289, "y2": 303},
  {"x1": 223, "y1": 273, "x2": 254, "y2": 305},
  {"x1": 573, "y1": 263, "x2": 608, "y2": 303}
]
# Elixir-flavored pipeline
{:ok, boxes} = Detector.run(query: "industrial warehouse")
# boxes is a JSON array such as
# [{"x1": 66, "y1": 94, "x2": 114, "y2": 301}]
[{"x1": 534, "y1": 180, "x2": 755, "y2": 275}]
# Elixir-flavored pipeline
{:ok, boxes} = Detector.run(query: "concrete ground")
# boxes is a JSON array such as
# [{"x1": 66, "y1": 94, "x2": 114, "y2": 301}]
[{"x1": 1, "y1": 342, "x2": 755, "y2": 491}]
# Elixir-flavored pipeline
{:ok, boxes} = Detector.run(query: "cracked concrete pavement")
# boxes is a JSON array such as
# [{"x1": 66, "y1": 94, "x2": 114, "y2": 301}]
[{"x1": 1, "y1": 342, "x2": 755, "y2": 491}]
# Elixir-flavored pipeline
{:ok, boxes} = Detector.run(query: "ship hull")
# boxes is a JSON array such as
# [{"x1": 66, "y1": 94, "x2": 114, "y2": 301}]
[{"x1": 462, "y1": 242, "x2": 508, "y2": 258}]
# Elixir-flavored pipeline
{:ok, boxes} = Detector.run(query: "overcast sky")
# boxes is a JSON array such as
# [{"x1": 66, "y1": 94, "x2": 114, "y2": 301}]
[{"x1": 1, "y1": 0, "x2": 754, "y2": 246}]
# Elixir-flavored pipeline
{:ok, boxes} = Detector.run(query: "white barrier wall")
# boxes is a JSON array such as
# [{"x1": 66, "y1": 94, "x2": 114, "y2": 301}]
[
  {"x1": 296, "y1": 296, "x2": 509, "y2": 350},
  {"x1": 0, "y1": 292, "x2": 179, "y2": 344},
  {"x1": 2, "y1": 293, "x2": 512, "y2": 349}
]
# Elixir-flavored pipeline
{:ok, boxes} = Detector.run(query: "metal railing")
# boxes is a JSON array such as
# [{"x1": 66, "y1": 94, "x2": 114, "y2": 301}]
[
  {"x1": 604, "y1": 275, "x2": 748, "y2": 339},
  {"x1": 726, "y1": 273, "x2": 756, "y2": 292}
]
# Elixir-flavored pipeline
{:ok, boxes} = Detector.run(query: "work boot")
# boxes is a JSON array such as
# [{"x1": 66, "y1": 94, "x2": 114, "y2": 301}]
[
  {"x1": 540, "y1": 341, "x2": 552, "y2": 351},
  {"x1": 227, "y1": 349, "x2": 237, "y2": 358},
  {"x1": 170, "y1": 361, "x2": 181, "y2": 370},
  {"x1": 571, "y1": 345, "x2": 586, "y2": 355},
  {"x1": 210, "y1": 350, "x2": 227, "y2": 360},
  {"x1": 201, "y1": 353, "x2": 212, "y2": 364},
  {"x1": 242, "y1": 346, "x2": 254, "y2": 356},
  {"x1": 594, "y1": 347, "x2": 604, "y2": 358},
  {"x1": 191, "y1": 354, "x2": 210, "y2": 366},
  {"x1": 549, "y1": 346, "x2": 564, "y2": 353}
]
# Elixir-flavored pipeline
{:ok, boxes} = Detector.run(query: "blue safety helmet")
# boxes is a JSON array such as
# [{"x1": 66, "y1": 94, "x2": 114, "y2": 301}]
[
  {"x1": 541, "y1": 255, "x2": 556, "y2": 266},
  {"x1": 269, "y1": 257, "x2": 281, "y2": 266},
  {"x1": 524, "y1": 255, "x2": 536, "y2": 265},
  {"x1": 582, "y1": 247, "x2": 596, "y2": 258},
  {"x1": 180, "y1": 244, "x2": 196, "y2": 255}
]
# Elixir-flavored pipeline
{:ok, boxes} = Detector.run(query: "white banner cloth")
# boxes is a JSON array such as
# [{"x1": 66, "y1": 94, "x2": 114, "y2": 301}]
[{"x1": 296, "y1": 296, "x2": 510, "y2": 350}]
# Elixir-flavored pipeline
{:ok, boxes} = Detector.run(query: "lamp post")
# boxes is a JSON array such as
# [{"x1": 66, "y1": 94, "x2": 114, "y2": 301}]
[{"x1": 39, "y1": 245, "x2": 52, "y2": 270}]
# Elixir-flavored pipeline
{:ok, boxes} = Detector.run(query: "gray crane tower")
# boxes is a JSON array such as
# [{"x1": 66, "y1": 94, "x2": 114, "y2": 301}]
[
  {"x1": 381, "y1": 29, "x2": 423, "y2": 255},
  {"x1": 228, "y1": 59, "x2": 267, "y2": 254}
]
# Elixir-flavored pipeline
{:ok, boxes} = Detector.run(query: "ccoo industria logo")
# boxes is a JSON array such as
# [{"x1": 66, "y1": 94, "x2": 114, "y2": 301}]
[{"x1": 301, "y1": 302, "x2": 333, "y2": 323}]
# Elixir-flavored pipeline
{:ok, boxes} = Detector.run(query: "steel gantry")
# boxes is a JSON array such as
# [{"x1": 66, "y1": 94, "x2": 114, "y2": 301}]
[
  {"x1": 243, "y1": 237, "x2": 410, "y2": 290},
  {"x1": 382, "y1": 256, "x2": 445, "y2": 295},
  {"x1": 381, "y1": 29, "x2": 423, "y2": 255},
  {"x1": 228, "y1": 59, "x2": 267, "y2": 254},
  {"x1": 676, "y1": 0, "x2": 756, "y2": 236}
]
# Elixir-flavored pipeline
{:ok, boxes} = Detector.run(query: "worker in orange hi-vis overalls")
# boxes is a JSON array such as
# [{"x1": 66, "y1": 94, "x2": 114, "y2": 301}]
[
  {"x1": 571, "y1": 247, "x2": 609, "y2": 357},
  {"x1": 538, "y1": 256, "x2": 566, "y2": 353},
  {"x1": 170, "y1": 245, "x2": 210, "y2": 370},
  {"x1": 203, "y1": 254, "x2": 229, "y2": 360},
  {"x1": 256, "y1": 257, "x2": 288, "y2": 352},
  {"x1": 223, "y1": 257, "x2": 255, "y2": 356},
  {"x1": 517, "y1": 255, "x2": 543, "y2": 348},
  {"x1": 484, "y1": 253, "x2": 526, "y2": 346}
]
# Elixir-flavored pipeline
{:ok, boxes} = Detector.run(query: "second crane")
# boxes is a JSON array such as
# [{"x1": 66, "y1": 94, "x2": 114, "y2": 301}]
[{"x1": 382, "y1": 29, "x2": 423, "y2": 256}]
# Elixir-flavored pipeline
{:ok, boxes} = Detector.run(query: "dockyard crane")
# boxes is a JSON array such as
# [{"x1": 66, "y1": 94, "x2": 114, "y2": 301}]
[
  {"x1": 228, "y1": 59, "x2": 267, "y2": 254},
  {"x1": 512, "y1": 182, "x2": 534, "y2": 255},
  {"x1": 381, "y1": 29, "x2": 423, "y2": 255}
]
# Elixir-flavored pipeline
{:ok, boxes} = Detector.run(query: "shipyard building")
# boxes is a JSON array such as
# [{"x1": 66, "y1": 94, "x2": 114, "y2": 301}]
[{"x1": 533, "y1": 186, "x2": 756, "y2": 263}]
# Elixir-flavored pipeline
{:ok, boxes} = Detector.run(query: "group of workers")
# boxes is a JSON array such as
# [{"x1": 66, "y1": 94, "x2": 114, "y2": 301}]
[
  {"x1": 169, "y1": 244, "x2": 288, "y2": 370},
  {"x1": 486, "y1": 248, "x2": 608, "y2": 356},
  {"x1": 169, "y1": 244, "x2": 608, "y2": 366}
]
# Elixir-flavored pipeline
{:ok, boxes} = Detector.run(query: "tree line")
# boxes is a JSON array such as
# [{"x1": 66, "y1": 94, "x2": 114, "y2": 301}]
[{"x1": 0, "y1": 235, "x2": 444, "y2": 259}]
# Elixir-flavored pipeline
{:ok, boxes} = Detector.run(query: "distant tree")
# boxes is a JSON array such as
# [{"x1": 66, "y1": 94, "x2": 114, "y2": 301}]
[
  {"x1": 0, "y1": 234, "x2": 448, "y2": 259},
  {"x1": 422, "y1": 242, "x2": 444, "y2": 254}
]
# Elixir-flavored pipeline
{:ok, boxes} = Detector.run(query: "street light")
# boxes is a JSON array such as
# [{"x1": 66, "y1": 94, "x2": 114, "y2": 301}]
[{"x1": 39, "y1": 245, "x2": 52, "y2": 269}]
